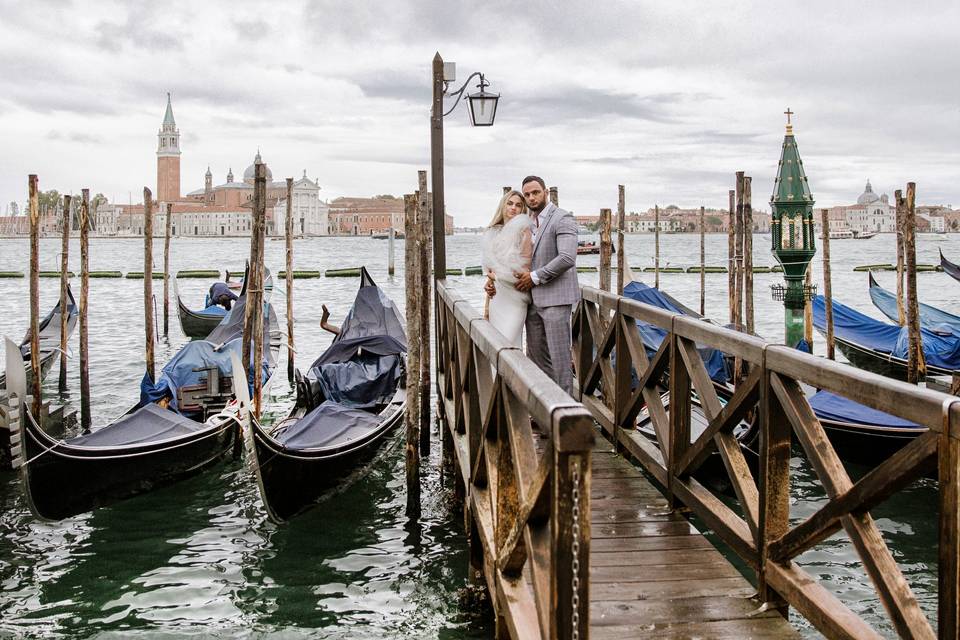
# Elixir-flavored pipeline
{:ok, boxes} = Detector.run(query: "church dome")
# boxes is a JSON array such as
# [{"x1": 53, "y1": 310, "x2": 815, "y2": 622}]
[
  {"x1": 857, "y1": 179, "x2": 880, "y2": 205},
  {"x1": 243, "y1": 151, "x2": 273, "y2": 184}
]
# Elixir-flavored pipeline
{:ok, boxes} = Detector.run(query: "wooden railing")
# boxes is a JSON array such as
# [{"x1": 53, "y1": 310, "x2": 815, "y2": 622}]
[
  {"x1": 435, "y1": 280, "x2": 595, "y2": 640},
  {"x1": 574, "y1": 285, "x2": 959, "y2": 640}
]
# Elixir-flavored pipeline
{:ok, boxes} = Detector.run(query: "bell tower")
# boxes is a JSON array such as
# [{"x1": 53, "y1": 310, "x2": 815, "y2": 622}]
[{"x1": 157, "y1": 92, "x2": 181, "y2": 204}]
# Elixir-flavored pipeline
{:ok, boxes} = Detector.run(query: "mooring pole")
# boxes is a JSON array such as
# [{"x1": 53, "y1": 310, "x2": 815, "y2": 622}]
[
  {"x1": 403, "y1": 192, "x2": 422, "y2": 517},
  {"x1": 728, "y1": 189, "x2": 735, "y2": 324},
  {"x1": 617, "y1": 186, "x2": 626, "y2": 295},
  {"x1": 549, "y1": 186, "x2": 559, "y2": 207},
  {"x1": 58, "y1": 194, "x2": 72, "y2": 392},
  {"x1": 734, "y1": 173, "x2": 745, "y2": 333},
  {"x1": 388, "y1": 227, "x2": 396, "y2": 276},
  {"x1": 250, "y1": 163, "x2": 267, "y2": 418},
  {"x1": 903, "y1": 183, "x2": 924, "y2": 384},
  {"x1": 163, "y1": 203, "x2": 172, "y2": 337},
  {"x1": 285, "y1": 177, "x2": 295, "y2": 384},
  {"x1": 821, "y1": 208, "x2": 835, "y2": 360},
  {"x1": 429, "y1": 52, "x2": 446, "y2": 279},
  {"x1": 654, "y1": 204, "x2": 661, "y2": 289},
  {"x1": 895, "y1": 192, "x2": 906, "y2": 326},
  {"x1": 699, "y1": 205, "x2": 706, "y2": 316},
  {"x1": 417, "y1": 170, "x2": 431, "y2": 457},
  {"x1": 743, "y1": 176, "x2": 754, "y2": 335},
  {"x1": 79, "y1": 190, "x2": 91, "y2": 431},
  {"x1": 28, "y1": 175, "x2": 42, "y2": 419},
  {"x1": 599, "y1": 208, "x2": 612, "y2": 291},
  {"x1": 143, "y1": 188, "x2": 155, "y2": 381}
]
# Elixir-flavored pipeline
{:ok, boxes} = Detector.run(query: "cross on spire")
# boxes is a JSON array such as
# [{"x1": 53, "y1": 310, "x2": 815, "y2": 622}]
[{"x1": 784, "y1": 108, "x2": 794, "y2": 125}]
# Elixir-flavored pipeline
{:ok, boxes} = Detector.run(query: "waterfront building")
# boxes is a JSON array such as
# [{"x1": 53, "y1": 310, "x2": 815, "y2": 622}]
[
  {"x1": 327, "y1": 196, "x2": 453, "y2": 236},
  {"x1": 831, "y1": 180, "x2": 896, "y2": 234}
]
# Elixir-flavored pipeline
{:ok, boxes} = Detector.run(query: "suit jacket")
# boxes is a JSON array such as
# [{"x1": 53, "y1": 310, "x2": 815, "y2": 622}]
[{"x1": 530, "y1": 203, "x2": 580, "y2": 307}]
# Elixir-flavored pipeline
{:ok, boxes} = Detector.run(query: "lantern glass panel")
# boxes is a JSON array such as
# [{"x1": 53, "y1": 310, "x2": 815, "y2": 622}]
[{"x1": 467, "y1": 92, "x2": 498, "y2": 127}]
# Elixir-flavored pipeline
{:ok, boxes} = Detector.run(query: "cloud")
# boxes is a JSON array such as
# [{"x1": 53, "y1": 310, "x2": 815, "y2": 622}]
[{"x1": 46, "y1": 131, "x2": 102, "y2": 144}]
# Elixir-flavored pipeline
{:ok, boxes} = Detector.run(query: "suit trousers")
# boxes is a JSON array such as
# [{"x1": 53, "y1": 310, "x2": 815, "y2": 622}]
[{"x1": 525, "y1": 304, "x2": 574, "y2": 396}]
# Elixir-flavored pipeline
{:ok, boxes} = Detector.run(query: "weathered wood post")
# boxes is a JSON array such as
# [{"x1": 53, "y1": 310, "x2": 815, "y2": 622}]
[
  {"x1": 58, "y1": 194, "x2": 71, "y2": 392},
  {"x1": 403, "y1": 192, "x2": 422, "y2": 517},
  {"x1": 820, "y1": 209, "x2": 835, "y2": 360},
  {"x1": 902, "y1": 183, "x2": 924, "y2": 383},
  {"x1": 143, "y1": 188, "x2": 155, "y2": 381},
  {"x1": 388, "y1": 227, "x2": 396, "y2": 276},
  {"x1": 654, "y1": 204, "x2": 661, "y2": 289},
  {"x1": 743, "y1": 176, "x2": 754, "y2": 335},
  {"x1": 417, "y1": 170, "x2": 431, "y2": 456},
  {"x1": 251, "y1": 163, "x2": 267, "y2": 417},
  {"x1": 728, "y1": 189, "x2": 736, "y2": 324},
  {"x1": 79, "y1": 190, "x2": 91, "y2": 431},
  {"x1": 734, "y1": 173, "x2": 745, "y2": 332},
  {"x1": 285, "y1": 178, "x2": 295, "y2": 383},
  {"x1": 616, "y1": 185, "x2": 626, "y2": 294},
  {"x1": 502, "y1": 186, "x2": 511, "y2": 195},
  {"x1": 28, "y1": 175, "x2": 42, "y2": 419},
  {"x1": 549, "y1": 186, "x2": 559, "y2": 206},
  {"x1": 162, "y1": 203, "x2": 172, "y2": 337},
  {"x1": 599, "y1": 208, "x2": 612, "y2": 291},
  {"x1": 895, "y1": 192, "x2": 906, "y2": 325},
  {"x1": 699, "y1": 205, "x2": 706, "y2": 315}
]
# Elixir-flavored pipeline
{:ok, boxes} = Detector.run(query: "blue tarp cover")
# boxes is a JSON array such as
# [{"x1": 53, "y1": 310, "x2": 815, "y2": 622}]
[
  {"x1": 869, "y1": 277, "x2": 960, "y2": 335},
  {"x1": 813, "y1": 295, "x2": 960, "y2": 370},
  {"x1": 68, "y1": 404, "x2": 204, "y2": 447},
  {"x1": 197, "y1": 304, "x2": 229, "y2": 318},
  {"x1": 275, "y1": 401, "x2": 381, "y2": 449},
  {"x1": 622, "y1": 281, "x2": 728, "y2": 383},
  {"x1": 808, "y1": 390, "x2": 922, "y2": 429}
]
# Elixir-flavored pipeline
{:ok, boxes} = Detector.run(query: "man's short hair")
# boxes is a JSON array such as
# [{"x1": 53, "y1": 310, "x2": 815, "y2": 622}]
[{"x1": 521, "y1": 175, "x2": 546, "y2": 191}]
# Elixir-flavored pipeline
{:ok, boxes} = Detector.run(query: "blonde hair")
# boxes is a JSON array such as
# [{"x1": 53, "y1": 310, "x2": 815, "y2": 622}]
[{"x1": 488, "y1": 190, "x2": 526, "y2": 228}]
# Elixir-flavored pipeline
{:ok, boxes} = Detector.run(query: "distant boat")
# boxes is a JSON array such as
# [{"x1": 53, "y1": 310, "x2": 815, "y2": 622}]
[
  {"x1": 829, "y1": 229, "x2": 854, "y2": 239},
  {"x1": 853, "y1": 230, "x2": 878, "y2": 239},
  {"x1": 576, "y1": 241, "x2": 615, "y2": 255}
]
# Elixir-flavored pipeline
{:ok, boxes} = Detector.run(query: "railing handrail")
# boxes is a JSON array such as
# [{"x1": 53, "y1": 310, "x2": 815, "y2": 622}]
[{"x1": 575, "y1": 283, "x2": 960, "y2": 640}]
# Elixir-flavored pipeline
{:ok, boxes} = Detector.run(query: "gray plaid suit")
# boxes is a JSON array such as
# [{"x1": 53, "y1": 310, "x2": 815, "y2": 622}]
[{"x1": 525, "y1": 203, "x2": 579, "y2": 395}]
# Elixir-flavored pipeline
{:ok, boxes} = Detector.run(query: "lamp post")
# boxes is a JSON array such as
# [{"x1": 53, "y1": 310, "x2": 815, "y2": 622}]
[
  {"x1": 430, "y1": 52, "x2": 500, "y2": 277},
  {"x1": 770, "y1": 109, "x2": 817, "y2": 349}
]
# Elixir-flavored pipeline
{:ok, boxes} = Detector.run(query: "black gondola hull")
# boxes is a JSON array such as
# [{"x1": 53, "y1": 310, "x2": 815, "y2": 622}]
[
  {"x1": 246, "y1": 396, "x2": 404, "y2": 522},
  {"x1": 176, "y1": 296, "x2": 224, "y2": 340},
  {"x1": 16, "y1": 410, "x2": 238, "y2": 520},
  {"x1": 832, "y1": 335, "x2": 954, "y2": 381}
]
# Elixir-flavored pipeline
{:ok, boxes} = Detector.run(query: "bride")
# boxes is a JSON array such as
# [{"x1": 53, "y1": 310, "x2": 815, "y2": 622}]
[{"x1": 482, "y1": 190, "x2": 532, "y2": 347}]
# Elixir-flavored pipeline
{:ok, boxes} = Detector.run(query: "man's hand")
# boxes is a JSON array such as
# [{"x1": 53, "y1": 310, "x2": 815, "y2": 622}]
[
  {"x1": 514, "y1": 271, "x2": 534, "y2": 292},
  {"x1": 484, "y1": 276, "x2": 497, "y2": 298}
]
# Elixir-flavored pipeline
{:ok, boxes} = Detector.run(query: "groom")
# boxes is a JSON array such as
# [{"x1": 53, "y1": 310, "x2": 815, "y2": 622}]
[{"x1": 486, "y1": 176, "x2": 579, "y2": 395}]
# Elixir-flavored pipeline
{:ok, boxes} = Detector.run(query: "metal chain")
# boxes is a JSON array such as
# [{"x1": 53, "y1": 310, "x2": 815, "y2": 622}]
[{"x1": 570, "y1": 457, "x2": 582, "y2": 640}]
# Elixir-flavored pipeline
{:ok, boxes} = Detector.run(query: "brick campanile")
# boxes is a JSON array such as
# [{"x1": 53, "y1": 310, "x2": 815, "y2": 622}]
[{"x1": 157, "y1": 92, "x2": 181, "y2": 203}]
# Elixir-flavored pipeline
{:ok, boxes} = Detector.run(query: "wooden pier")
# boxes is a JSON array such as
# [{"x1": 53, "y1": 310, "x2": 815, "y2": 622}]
[{"x1": 435, "y1": 279, "x2": 960, "y2": 640}]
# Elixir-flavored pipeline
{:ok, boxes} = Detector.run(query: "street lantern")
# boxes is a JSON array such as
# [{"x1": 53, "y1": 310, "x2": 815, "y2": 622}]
[
  {"x1": 466, "y1": 76, "x2": 499, "y2": 127},
  {"x1": 770, "y1": 108, "x2": 817, "y2": 348}
]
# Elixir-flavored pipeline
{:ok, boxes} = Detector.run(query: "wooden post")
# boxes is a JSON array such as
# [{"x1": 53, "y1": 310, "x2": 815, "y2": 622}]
[
  {"x1": 895, "y1": 191, "x2": 906, "y2": 326},
  {"x1": 616, "y1": 185, "x2": 626, "y2": 294},
  {"x1": 429, "y1": 52, "x2": 446, "y2": 279},
  {"x1": 728, "y1": 189, "x2": 736, "y2": 324},
  {"x1": 163, "y1": 203, "x2": 172, "y2": 337},
  {"x1": 143, "y1": 188, "x2": 155, "y2": 381},
  {"x1": 404, "y1": 192, "x2": 422, "y2": 517},
  {"x1": 549, "y1": 186, "x2": 559, "y2": 207},
  {"x1": 699, "y1": 205, "x2": 706, "y2": 316},
  {"x1": 734, "y1": 173, "x2": 744, "y2": 332},
  {"x1": 654, "y1": 204, "x2": 661, "y2": 289},
  {"x1": 388, "y1": 227, "x2": 396, "y2": 276},
  {"x1": 821, "y1": 208, "x2": 835, "y2": 360},
  {"x1": 939, "y1": 413, "x2": 960, "y2": 640},
  {"x1": 599, "y1": 208, "x2": 612, "y2": 291},
  {"x1": 58, "y1": 194, "x2": 71, "y2": 392},
  {"x1": 285, "y1": 178, "x2": 295, "y2": 384},
  {"x1": 79, "y1": 190, "x2": 91, "y2": 431},
  {"x1": 417, "y1": 170, "x2": 431, "y2": 457},
  {"x1": 743, "y1": 175, "x2": 754, "y2": 335},
  {"x1": 28, "y1": 175, "x2": 41, "y2": 419},
  {"x1": 250, "y1": 163, "x2": 267, "y2": 417},
  {"x1": 502, "y1": 186, "x2": 511, "y2": 195},
  {"x1": 902, "y1": 183, "x2": 924, "y2": 384}
]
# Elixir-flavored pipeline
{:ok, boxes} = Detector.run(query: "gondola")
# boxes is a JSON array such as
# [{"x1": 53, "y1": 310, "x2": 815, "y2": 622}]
[
  {"x1": 0, "y1": 285, "x2": 78, "y2": 393},
  {"x1": 9, "y1": 281, "x2": 281, "y2": 521},
  {"x1": 868, "y1": 271, "x2": 960, "y2": 334},
  {"x1": 940, "y1": 248, "x2": 960, "y2": 285},
  {"x1": 176, "y1": 270, "x2": 273, "y2": 339},
  {"x1": 812, "y1": 294, "x2": 960, "y2": 380},
  {"x1": 242, "y1": 267, "x2": 407, "y2": 522}
]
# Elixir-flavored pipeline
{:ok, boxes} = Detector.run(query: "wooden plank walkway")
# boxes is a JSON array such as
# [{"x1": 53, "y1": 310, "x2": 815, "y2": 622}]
[{"x1": 587, "y1": 437, "x2": 799, "y2": 639}]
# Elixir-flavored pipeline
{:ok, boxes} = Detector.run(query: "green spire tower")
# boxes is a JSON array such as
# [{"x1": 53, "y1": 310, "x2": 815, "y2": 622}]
[{"x1": 770, "y1": 109, "x2": 816, "y2": 348}]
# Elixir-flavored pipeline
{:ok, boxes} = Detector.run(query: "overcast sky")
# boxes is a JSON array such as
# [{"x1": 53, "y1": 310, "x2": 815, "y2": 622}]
[{"x1": 1, "y1": 0, "x2": 957, "y2": 225}]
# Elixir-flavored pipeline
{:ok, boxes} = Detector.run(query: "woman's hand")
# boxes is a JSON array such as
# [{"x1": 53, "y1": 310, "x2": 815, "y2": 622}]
[{"x1": 484, "y1": 274, "x2": 496, "y2": 298}]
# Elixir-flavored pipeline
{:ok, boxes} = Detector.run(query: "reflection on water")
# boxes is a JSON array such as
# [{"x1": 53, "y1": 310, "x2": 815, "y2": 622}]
[{"x1": 0, "y1": 233, "x2": 953, "y2": 636}]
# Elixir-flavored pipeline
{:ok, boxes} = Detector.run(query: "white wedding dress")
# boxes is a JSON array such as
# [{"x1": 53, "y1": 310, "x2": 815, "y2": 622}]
[{"x1": 482, "y1": 214, "x2": 532, "y2": 347}]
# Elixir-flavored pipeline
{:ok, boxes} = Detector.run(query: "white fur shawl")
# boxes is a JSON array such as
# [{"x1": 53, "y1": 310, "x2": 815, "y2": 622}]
[{"x1": 481, "y1": 214, "x2": 531, "y2": 283}]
